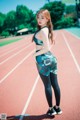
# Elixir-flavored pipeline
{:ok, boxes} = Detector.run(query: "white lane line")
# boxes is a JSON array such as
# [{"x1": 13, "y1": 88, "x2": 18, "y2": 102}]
[
  {"x1": 19, "y1": 75, "x2": 39, "y2": 120},
  {"x1": 0, "y1": 37, "x2": 25, "y2": 54},
  {"x1": 65, "y1": 29, "x2": 80, "y2": 40},
  {"x1": 0, "y1": 35, "x2": 32, "y2": 55},
  {"x1": 19, "y1": 35, "x2": 57, "y2": 120},
  {"x1": 0, "y1": 42, "x2": 31, "y2": 58},
  {"x1": 62, "y1": 33, "x2": 80, "y2": 73},
  {"x1": 0, "y1": 34, "x2": 57, "y2": 83},
  {"x1": 0, "y1": 43, "x2": 33, "y2": 65},
  {"x1": 0, "y1": 49, "x2": 35, "y2": 84}
]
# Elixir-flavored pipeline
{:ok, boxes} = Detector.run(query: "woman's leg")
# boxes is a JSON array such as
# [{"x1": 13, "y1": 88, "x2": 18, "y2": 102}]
[
  {"x1": 50, "y1": 72, "x2": 61, "y2": 106},
  {"x1": 39, "y1": 73, "x2": 53, "y2": 107}
]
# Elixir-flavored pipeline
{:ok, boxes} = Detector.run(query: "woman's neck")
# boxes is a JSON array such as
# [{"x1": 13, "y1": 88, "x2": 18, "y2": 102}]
[
  {"x1": 40, "y1": 25, "x2": 48, "y2": 29},
  {"x1": 41, "y1": 24, "x2": 47, "y2": 28}
]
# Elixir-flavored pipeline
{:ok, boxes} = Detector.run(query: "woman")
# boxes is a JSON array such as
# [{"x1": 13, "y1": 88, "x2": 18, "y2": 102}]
[{"x1": 32, "y1": 9, "x2": 62, "y2": 116}]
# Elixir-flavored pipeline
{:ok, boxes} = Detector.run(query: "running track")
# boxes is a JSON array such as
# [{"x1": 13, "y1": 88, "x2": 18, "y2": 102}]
[{"x1": 0, "y1": 30, "x2": 80, "y2": 120}]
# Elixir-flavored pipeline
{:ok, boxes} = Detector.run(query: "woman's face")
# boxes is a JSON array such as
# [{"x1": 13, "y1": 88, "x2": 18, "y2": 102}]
[{"x1": 37, "y1": 13, "x2": 48, "y2": 27}]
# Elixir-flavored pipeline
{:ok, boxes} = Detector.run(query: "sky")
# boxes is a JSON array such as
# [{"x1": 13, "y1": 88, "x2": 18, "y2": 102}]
[
  {"x1": 0, "y1": 0, "x2": 75, "y2": 14},
  {"x1": 0, "y1": 0, "x2": 53, "y2": 14}
]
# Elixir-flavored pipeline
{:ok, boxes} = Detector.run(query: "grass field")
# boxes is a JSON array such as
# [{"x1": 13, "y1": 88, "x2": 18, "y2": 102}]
[
  {"x1": 0, "y1": 38, "x2": 22, "y2": 47},
  {"x1": 0, "y1": 26, "x2": 79, "y2": 47}
]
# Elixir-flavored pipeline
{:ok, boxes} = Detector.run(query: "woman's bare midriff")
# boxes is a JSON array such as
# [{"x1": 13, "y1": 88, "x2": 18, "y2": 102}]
[{"x1": 36, "y1": 45, "x2": 43, "y2": 51}]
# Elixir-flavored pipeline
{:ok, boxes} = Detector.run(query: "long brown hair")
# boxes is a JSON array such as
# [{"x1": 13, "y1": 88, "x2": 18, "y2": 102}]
[{"x1": 32, "y1": 9, "x2": 55, "y2": 44}]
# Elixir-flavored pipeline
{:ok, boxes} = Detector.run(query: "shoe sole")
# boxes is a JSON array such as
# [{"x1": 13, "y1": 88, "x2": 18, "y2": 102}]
[
  {"x1": 57, "y1": 111, "x2": 62, "y2": 115},
  {"x1": 47, "y1": 112, "x2": 57, "y2": 116}
]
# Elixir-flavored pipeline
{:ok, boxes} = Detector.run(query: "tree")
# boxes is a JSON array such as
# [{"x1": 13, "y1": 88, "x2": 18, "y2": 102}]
[
  {"x1": 0, "y1": 12, "x2": 6, "y2": 33},
  {"x1": 41, "y1": 1, "x2": 65, "y2": 29},
  {"x1": 16, "y1": 5, "x2": 36, "y2": 30},
  {"x1": 65, "y1": 5, "x2": 76, "y2": 14},
  {"x1": 1, "y1": 5, "x2": 36, "y2": 35},
  {"x1": 3, "y1": 10, "x2": 16, "y2": 34},
  {"x1": 16, "y1": 5, "x2": 30, "y2": 26},
  {"x1": 55, "y1": 17, "x2": 74, "y2": 29}
]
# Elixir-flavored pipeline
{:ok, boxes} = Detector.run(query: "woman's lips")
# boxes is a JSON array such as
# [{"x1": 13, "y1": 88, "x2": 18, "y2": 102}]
[{"x1": 39, "y1": 22, "x2": 41, "y2": 24}]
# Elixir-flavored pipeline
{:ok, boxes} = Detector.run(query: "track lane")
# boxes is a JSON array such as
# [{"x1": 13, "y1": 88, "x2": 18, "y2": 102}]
[
  {"x1": 0, "y1": 42, "x2": 31, "y2": 59},
  {"x1": 0, "y1": 43, "x2": 32, "y2": 64},
  {"x1": 63, "y1": 30, "x2": 80, "y2": 68},
  {"x1": 0, "y1": 44, "x2": 35, "y2": 82},
  {"x1": 25, "y1": 30, "x2": 80, "y2": 120},
  {"x1": 65, "y1": 29, "x2": 80, "y2": 40},
  {"x1": 1, "y1": 30, "x2": 80, "y2": 120},
  {"x1": 0, "y1": 32, "x2": 56, "y2": 118},
  {"x1": 56, "y1": 30, "x2": 80, "y2": 120},
  {"x1": 0, "y1": 52, "x2": 38, "y2": 116},
  {"x1": 0, "y1": 35, "x2": 33, "y2": 55}
]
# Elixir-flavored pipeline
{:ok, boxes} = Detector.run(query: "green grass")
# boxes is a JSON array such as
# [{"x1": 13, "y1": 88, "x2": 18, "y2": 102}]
[
  {"x1": 0, "y1": 38, "x2": 22, "y2": 47},
  {"x1": 65, "y1": 27, "x2": 80, "y2": 38}
]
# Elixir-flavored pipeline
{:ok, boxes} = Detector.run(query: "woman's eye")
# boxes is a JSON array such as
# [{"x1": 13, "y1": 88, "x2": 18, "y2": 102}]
[
  {"x1": 40, "y1": 17, "x2": 44, "y2": 20},
  {"x1": 41, "y1": 17, "x2": 44, "y2": 19},
  {"x1": 37, "y1": 16, "x2": 44, "y2": 20}
]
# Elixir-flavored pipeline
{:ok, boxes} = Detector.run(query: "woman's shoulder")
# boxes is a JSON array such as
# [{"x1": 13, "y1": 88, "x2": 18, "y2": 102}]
[
  {"x1": 40, "y1": 27, "x2": 49, "y2": 36},
  {"x1": 34, "y1": 26, "x2": 49, "y2": 36},
  {"x1": 41, "y1": 27, "x2": 48, "y2": 32}
]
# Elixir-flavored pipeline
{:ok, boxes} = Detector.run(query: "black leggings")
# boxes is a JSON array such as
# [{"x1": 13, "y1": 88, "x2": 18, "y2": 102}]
[{"x1": 39, "y1": 72, "x2": 61, "y2": 107}]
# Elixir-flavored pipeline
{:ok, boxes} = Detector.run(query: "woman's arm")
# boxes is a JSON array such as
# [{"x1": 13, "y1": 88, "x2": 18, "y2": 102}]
[{"x1": 34, "y1": 27, "x2": 50, "y2": 57}]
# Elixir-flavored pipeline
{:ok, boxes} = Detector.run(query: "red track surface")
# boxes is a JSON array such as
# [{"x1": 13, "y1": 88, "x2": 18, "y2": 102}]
[{"x1": 0, "y1": 30, "x2": 80, "y2": 120}]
